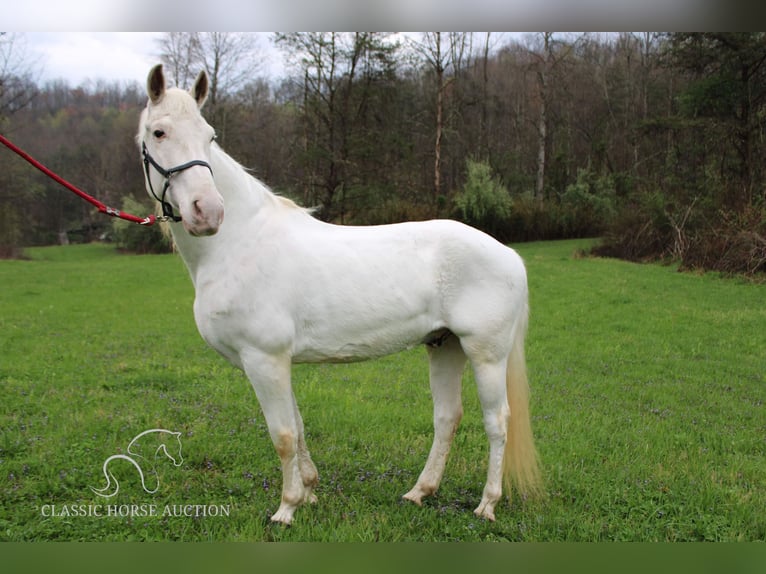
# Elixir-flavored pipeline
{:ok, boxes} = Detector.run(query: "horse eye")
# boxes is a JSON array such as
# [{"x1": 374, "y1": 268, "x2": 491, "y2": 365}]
[{"x1": 153, "y1": 129, "x2": 166, "y2": 139}]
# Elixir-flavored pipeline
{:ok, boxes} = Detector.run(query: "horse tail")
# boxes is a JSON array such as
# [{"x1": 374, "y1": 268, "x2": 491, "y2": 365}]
[{"x1": 502, "y1": 299, "x2": 544, "y2": 503}]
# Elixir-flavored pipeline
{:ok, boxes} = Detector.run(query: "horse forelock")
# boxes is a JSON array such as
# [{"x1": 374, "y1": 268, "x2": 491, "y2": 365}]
[
  {"x1": 139, "y1": 87, "x2": 203, "y2": 130},
  {"x1": 158, "y1": 87, "x2": 202, "y2": 115}
]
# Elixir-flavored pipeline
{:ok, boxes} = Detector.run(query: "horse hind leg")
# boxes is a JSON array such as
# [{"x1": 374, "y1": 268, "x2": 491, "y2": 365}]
[
  {"x1": 470, "y1": 356, "x2": 510, "y2": 521},
  {"x1": 404, "y1": 335, "x2": 466, "y2": 506},
  {"x1": 465, "y1": 303, "x2": 541, "y2": 521},
  {"x1": 292, "y1": 391, "x2": 318, "y2": 504}
]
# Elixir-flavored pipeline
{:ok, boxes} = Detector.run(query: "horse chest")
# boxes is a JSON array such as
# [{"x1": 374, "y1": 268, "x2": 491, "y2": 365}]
[{"x1": 192, "y1": 278, "x2": 294, "y2": 363}]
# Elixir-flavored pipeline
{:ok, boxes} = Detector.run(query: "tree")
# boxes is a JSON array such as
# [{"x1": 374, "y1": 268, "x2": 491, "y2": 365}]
[
  {"x1": 193, "y1": 33, "x2": 262, "y2": 117},
  {"x1": 526, "y1": 32, "x2": 578, "y2": 207},
  {"x1": 0, "y1": 33, "x2": 39, "y2": 257},
  {"x1": 0, "y1": 33, "x2": 38, "y2": 117},
  {"x1": 532, "y1": 32, "x2": 552, "y2": 207},
  {"x1": 454, "y1": 158, "x2": 512, "y2": 238},
  {"x1": 668, "y1": 32, "x2": 766, "y2": 207},
  {"x1": 596, "y1": 33, "x2": 766, "y2": 274},
  {"x1": 409, "y1": 32, "x2": 471, "y2": 214},
  {"x1": 156, "y1": 32, "x2": 200, "y2": 88},
  {"x1": 274, "y1": 32, "x2": 400, "y2": 221},
  {"x1": 156, "y1": 32, "x2": 263, "y2": 142},
  {"x1": 478, "y1": 32, "x2": 496, "y2": 160},
  {"x1": 9, "y1": 32, "x2": 763, "y2": 273},
  {"x1": 275, "y1": 32, "x2": 348, "y2": 215}
]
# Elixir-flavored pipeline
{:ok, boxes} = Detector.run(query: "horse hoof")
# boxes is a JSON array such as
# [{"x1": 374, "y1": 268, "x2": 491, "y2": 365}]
[
  {"x1": 402, "y1": 490, "x2": 424, "y2": 507},
  {"x1": 473, "y1": 503, "x2": 496, "y2": 522},
  {"x1": 270, "y1": 507, "x2": 295, "y2": 526}
]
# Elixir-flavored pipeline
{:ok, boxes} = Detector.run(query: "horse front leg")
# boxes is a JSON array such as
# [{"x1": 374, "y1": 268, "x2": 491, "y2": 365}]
[{"x1": 242, "y1": 349, "x2": 315, "y2": 525}]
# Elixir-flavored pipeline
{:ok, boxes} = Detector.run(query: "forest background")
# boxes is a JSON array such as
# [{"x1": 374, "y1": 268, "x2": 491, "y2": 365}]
[{"x1": 1, "y1": 32, "x2": 764, "y2": 276}]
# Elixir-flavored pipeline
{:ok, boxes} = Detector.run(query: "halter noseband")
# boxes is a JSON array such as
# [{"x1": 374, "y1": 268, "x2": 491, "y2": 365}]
[{"x1": 142, "y1": 141, "x2": 214, "y2": 222}]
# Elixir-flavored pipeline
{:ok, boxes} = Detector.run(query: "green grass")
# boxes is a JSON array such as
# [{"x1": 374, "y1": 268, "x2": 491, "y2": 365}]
[{"x1": 1, "y1": 240, "x2": 764, "y2": 541}]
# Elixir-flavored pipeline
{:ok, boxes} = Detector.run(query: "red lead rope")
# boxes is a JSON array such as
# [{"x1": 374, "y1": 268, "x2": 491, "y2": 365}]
[{"x1": 0, "y1": 133, "x2": 157, "y2": 226}]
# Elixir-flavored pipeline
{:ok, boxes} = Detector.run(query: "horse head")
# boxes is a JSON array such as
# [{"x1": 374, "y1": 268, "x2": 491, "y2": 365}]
[{"x1": 139, "y1": 64, "x2": 224, "y2": 237}]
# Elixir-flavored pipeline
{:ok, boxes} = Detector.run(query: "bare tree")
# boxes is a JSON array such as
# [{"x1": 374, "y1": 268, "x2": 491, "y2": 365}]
[
  {"x1": 156, "y1": 32, "x2": 200, "y2": 88},
  {"x1": 531, "y1": 32, "x2": 552, "y2": 207},
  {"x1": 193, "y1": 33, "x2": 262, "y2": 114},
  {"x1": 479, "y1": 32, "x2": 493, "y2": 159},
  {"x1": 410, "y1": 32, "x2": 471, "y2": 214},
  {"x1": 274, "y1": 32, "x2": 400, "y2": 220},
  {"x1": 276, "y1": 32, "x2": 343, "y2": 212},
  {"x1": 156, "y1": 33, "x2": 262, "y2": 142},
  {"x1": 526, "y1": 32, "x2": 578, "y2": 207},
  {"x1": 0, "y1": 32, "x2": 39, "y2": 119},
  {"x1": 0, "y1": 33, "x2": 39, "y2": 257}
]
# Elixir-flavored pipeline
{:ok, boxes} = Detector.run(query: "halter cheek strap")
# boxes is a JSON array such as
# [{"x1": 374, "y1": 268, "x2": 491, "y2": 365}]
[{"x1": 142, "y1": 141, "x2": 214, "y2": 222}]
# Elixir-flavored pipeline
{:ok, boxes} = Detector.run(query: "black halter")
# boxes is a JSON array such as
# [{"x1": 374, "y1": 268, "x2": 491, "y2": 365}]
[{"x1": 141, "y1": 141, "x2": 214, "y2": 222}]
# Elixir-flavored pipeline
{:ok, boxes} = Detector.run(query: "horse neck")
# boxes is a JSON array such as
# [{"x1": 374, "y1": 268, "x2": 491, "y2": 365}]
[
  {"x1": 209, "y1": 144, "x2": 269, "y2": 218},
  {"x1": 168, "y1": 145, "x2": 274, "y2": 284}
]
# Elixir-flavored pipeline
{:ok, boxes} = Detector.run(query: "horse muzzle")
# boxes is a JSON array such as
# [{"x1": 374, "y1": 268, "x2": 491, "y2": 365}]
[{"x1": 180, "y1": 191, "x2": 225, "y2": 237}]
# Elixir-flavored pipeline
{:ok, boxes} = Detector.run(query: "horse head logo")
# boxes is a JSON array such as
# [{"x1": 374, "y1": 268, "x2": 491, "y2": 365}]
[{"x1": 91, "y1": 429, "x2": 184, "y2": 498}]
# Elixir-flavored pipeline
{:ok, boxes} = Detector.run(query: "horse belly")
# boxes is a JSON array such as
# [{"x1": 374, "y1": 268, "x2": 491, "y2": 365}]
[
  {"x1": 291, "y1": 309, "x2": 439, "y2": 364},
  {"x1": 290, "y1": 248, "x2": 443, "y2": 363}
]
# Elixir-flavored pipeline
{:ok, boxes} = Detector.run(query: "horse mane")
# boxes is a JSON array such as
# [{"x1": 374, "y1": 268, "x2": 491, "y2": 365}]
[{"x1": 209, "y1": 142, "x2": 312, "y2": 215}]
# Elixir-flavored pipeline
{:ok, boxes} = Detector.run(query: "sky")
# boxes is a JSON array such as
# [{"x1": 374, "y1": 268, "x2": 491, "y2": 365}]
[
  {"x1": 22, "y1": 33, "x2": 283, "y2": 87},
  {"x1": 9, "y1": 0, "x2": 742, "y2": 87},
  {"x1": 25, "y1": 33, "x2": 162, "y2": 85}
]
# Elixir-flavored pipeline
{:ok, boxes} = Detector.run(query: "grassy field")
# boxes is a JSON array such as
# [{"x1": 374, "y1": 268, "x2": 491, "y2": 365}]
[{"x1": 0, "y1": 239, "x2": 764, "y2": 542}]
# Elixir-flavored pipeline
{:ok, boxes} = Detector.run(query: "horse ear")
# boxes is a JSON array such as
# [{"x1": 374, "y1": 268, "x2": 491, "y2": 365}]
[
  {"x1": 192, "y1": 70, "x2": 209, "y2": 109},
  {"x1": 147, "y1": 64, "x2": 166, "y2": 104}
]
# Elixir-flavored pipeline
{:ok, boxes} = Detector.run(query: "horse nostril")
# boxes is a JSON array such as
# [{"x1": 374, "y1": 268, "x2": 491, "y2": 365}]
[{"x1": 193, "y1": 199, "x2": 204, "y2": 219}]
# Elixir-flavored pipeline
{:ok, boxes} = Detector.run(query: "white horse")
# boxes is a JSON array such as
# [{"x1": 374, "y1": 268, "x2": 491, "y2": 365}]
[{"x1": 138, "y1": 64, "x2": 542, "y2": 525}]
